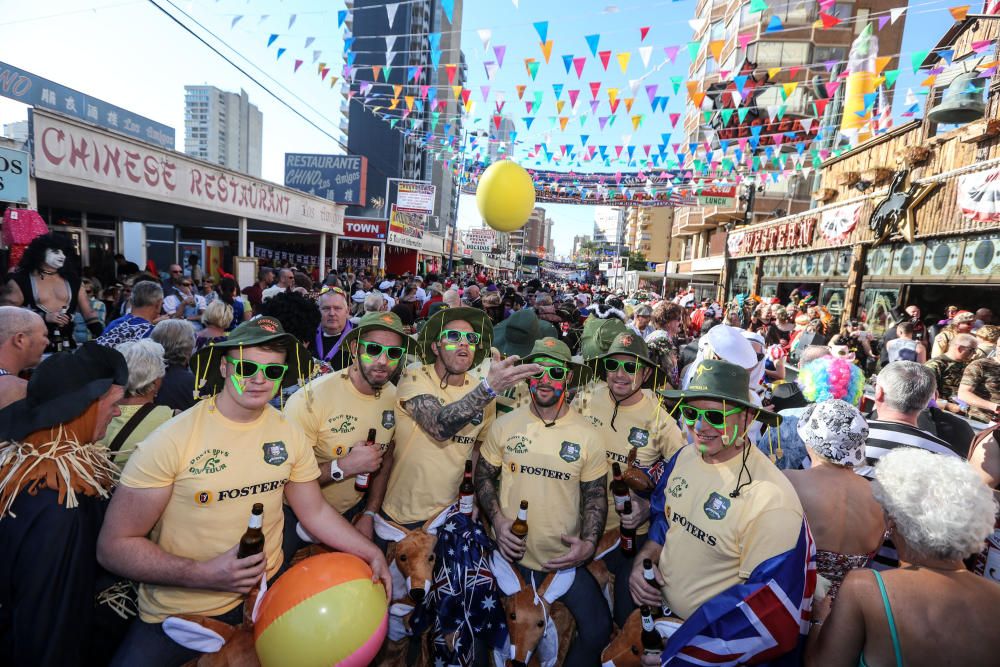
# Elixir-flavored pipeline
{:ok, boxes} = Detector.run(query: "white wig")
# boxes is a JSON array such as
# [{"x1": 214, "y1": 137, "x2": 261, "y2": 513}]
[{"x1": 872, "y1": 448, "x2": 997, "y2": 561}]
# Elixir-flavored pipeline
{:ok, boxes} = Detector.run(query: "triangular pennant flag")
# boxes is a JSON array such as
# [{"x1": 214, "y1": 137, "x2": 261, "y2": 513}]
[
  {"x1": 540, "y1": 40, "x2": 554, "y2": 64},
  {"x1": 484, "y1": 61, "x2": 498, "y2": 80},
  {"x1": 573, "y1": 57, "x2": 587, "y2": 78},
  {"x1": 599, "y1": 51, "x2": 612, "y2": 70},
  {"x1": 534, "y1": 21, "x2": 549, "y2": 42},
  {"x1": 516, "y1": 84, "x2": 527, "y2": 99},
  {"x1": 556, "y1": 100, "x2": 565, "y2": 113},
  {"x1": 552, "y1": 83, "x2": 564, "y2": 99},
  {"x1": 393, "y1": 84, "x2": 403, "y2": 99},
  {"x1": 527, "y1": 60, "x2": 540, "y2": 80},
  {"x1": 624, "y1": 98, "x2": 635, "y2": 113},
  {"x1": 738, "y1": 32, "x2": 754, "y2": 50},
  {"x1": 590, "y1": 82, "x2": 602, "y2": 99},
  {"x1": 708, "y1": 40, "x2": 724, "y2": 62},
  {"x1": 949, "y1": 5, "x2": 970, "y2": 21},
  {"x1": 632, "y1": 115, "x2": 643, "y2": 130},
  {"x1": 563, "y1": 54, "x2": 574, "y2": 73},
  {"x1": 481, "y1": 86, "x2": 491, "y2": 102},
  {"x1": 645, "y1": 84, "x2": 658, "y2": 104},
  {"x1": 911, "y1": 50, "x2": 929, "y2": 73},
  {"x1": 638, "y1": 46, "x2": 653, "y2": 68},
  {"x1": 267, "y1": 34, "x2": 279, "y2": 48},
  {"x1": 768, "y1": 66, "x2": 781, "y2": 79},
  {"x1": 288, "y1": 14, "x2": 297, "y2": 29},
  {"x1": 766, "y1": 15, "x2": 783, "y2": 32},
  {"x1": 688, "y1": 18, "x2": 707, "y2": 33},
  {"x1": 276, "y1": 47, "x2": 286, "y2": 60},
  {"x1": 640, "y1": 26, "x2": 650, "y2": 41},
  {"x1": 585, "y1": 34, "x2": 600, "y2": 56},
  {"x1": 782, "y1": 82, "x2": 798, "y2": 99},
  {"x1": 386, "y1": 2, "x2": 399, "y2": 28},
  {"x1": 748, "y1": 0, "x2": 768, "y2": 13},
  {"x1": 446, "y1": 64, "x2": 458, "y2": 85},
  {"x1": 294, "y1": 59, "x2": 303, "y2": 72},
  {"x1": 819, "y1": 11, "x2": 841, "y2": 28},
  {"x1": 686, "y1": 41, "x2": 700, "y2": 62},
  {"x1": 478, "y1": 28, "x2": 492, "y2": 51},
  {"x1": 231, "y1": 15, "x2": 243, "y2": 28},
  {"x1": 524, "y1": 117, "x2": 535, "y2": 129},
  {"x1": 883, "y1": 69, "x2": 900, "y2": 88},
  {"x1": 492, "y1": 45, "x2": 506, "y2": 69},
  {"x1": 569, "y1": 89, "x2": 580, "y2": 106},
  {"x1": 875, "y1": 56, "x2": 892, "y2": 75},
  {"x1": 878, "y1": 14, "x2": 890, "y2": 30},
  {"x1": 616, "y1": 52, "x2": 631, "y2": 73},
  {"x1": 559, "y1": 117, "x2": 569, "y2": 130},
  {"x1": 664, "y1": 45, "x2": 679, "y2": 63}
]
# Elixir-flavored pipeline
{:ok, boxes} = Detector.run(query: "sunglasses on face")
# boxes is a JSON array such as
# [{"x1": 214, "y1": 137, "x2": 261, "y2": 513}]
[
  {"x1": 226, "y1": 357, "x2": 288, "y2": 382},
  {"x1": 182, "y1": 282, "x2": 193, "y2": 287},
  {"x1": 439, "y1": 329, "x2": 481, "y2": 345},
  {"x1": 603, "y1": 358, "x2": 642, "y2": 375},
  {"x1": 360, "y1": 341, "x2": 406, "y2": 360},
  {"x1": 531, "y1": 365, "x2": 568, "y2": 381},
  {"x1": 678, "y1": 404, "x2": 743, "y2": 429}
]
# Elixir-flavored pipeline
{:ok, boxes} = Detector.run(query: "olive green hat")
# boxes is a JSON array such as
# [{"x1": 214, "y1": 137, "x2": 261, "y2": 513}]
[
  {"x1": 591, "y1": 330, "x2": 661, "y2": 387},
  {"x1": 658, "y1": 358, "x2": 781, "y2": 427},
  {"x1": 415, "y1": 306, "x2": 494, "y2": 366},
  {"x1": 343, "y1": 311, "x2": 417, "y2": 357},
  {"x1": 190, "y1": 316, "x2": 311, "y2": 395},
  {"x1": 519, "y1": 337, "x2": 594, "y2": 389}
]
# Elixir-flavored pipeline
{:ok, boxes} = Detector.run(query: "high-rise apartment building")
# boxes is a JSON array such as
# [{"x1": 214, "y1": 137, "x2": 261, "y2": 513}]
[
  {"x1": 672, "y1": 0, "x2": 906, "y2": 292},
  {"x1": 183, "y1": 86, "x2": 262, "y2": 177},
  {"x1": 593, "y1": 207, "x2": 624, "y2": 245},
  {"x1": 346, "y1": 0, "x2": 465, "y2": 231},
  {"x1": 511, "y1": 206, "x2": 546, "y2": 258},
  {"x1": 625, "y1": 207, "x2": 676, "y2": 265},
  {"x1": 572, "y1": 234, "x2": 593, "y2": 258}
]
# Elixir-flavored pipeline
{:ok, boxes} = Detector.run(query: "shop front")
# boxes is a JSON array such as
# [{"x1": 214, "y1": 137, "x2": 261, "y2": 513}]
[
  {"x1": 338, "y1": 217, "x2": 386, "y2": 275},
  {"x1": 27, "y1": 109, "x2": 343, "y2": 284},
  {"x1": 725, "y1": 117, "x2": 1000, "y2": 338}
]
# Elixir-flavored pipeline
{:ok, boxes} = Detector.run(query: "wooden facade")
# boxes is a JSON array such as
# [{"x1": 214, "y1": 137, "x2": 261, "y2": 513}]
[{"x1": 724, "y1": 16, "x2": 1000, "y2": 330}]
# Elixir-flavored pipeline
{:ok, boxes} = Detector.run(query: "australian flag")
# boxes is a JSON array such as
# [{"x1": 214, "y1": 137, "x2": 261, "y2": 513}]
[
  {"x1": 410, "y1": 509, "x2": 508, "y2": 666},
  {"x1": 646, "y1": 451, "x2": 817, "y2": 666}
]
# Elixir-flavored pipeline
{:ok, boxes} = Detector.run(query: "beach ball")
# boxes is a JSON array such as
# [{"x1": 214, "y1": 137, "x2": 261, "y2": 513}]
[
  {"x1": 254, "y1": 552, "x2": 388, "y2": 667},
  {"x1": 476, "y1": 160, "x2": 536, "y2": 232}
]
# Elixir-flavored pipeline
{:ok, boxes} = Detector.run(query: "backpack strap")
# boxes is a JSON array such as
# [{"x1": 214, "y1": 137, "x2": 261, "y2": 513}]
[{"x1": 109, "y1": 403, "x2": 157, "y2": 453}]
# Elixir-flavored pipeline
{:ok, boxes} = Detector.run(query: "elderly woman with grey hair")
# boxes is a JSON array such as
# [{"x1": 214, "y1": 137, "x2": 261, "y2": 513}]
[
  {"x1": 101, "y1": 339, "x2": 173, "y2": 467},
  {"x1": 150, "y1": 319, "x2": 196, "y2": 413},
  {"x1": 806, "y1": 447, "x2": 1000, "y2": 666}
]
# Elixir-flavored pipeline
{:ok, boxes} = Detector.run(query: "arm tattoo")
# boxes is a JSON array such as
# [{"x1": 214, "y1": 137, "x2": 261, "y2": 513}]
[
  {"x1": 474, "y1": 456, "x2": 503, "y2": 523},
  {"x1": 404, "y1": 383, "x2": 493, "y2": 442},
  {"x1": 579, "y1": 475, "x2": 608, "y2": 546}
]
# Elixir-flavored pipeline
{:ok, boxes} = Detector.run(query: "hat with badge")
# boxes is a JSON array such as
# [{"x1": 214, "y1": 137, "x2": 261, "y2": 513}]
[
  {"x1": 189, "y1": 316, "x2": 311, "y2": 396},
  {"x1": 590, "y1": 331, "x2": 659, "y2": 387},
  {"x1": 415, "y1": 306, "x2": 494, "y2": 366},
  {"x1": 343, "y1": 311, "x2": 417, "y2": 357},
  {"x1": 658, "y1": 358, "x2": 781, "y2": 426},
  {"x1": 518, "y1": 337, "x2": 594, "y2": 389}
]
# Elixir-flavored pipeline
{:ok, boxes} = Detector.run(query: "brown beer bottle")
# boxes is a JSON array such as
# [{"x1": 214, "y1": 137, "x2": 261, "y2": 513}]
[
  {"x1": 620, "y1": 500, "x2": 636, "y2": 556},
  {"x1": 354, "y1": 428, "x2": 377, "y2": 491},
  {"x1": 510, "y1": 500, "x2": 529, "y2": 559},
  {"x1": 459, "y1": 459, "x2": 475, "y2": 516},
  {"x1": 640, "y1": 605, "x2": 663, "y2": 656},
  {"x1": 610, "y1": 462, "x2": 629, "y2": 513},
  {"x1": 237, "y1": 503, "x2": 265, "y2": 559}
]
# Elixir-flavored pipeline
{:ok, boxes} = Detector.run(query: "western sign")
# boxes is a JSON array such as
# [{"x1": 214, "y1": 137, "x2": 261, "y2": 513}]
[
  {"x1": 342, "y1": 217, "x2": 387, "y2": 240},
  {"x1": 284, "y1": 153, "x2": 367, "y2": 206}
]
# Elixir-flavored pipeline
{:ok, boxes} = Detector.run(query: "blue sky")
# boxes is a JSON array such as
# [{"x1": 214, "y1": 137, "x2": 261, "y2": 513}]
[{"x1": 0, "y1": 0, "x2": 947, "y2": 254}]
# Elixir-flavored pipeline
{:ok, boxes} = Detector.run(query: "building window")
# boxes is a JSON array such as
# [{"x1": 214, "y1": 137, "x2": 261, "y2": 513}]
[
  {"x1": 750, "y1": 41, "x2": 811, "y2": 67},
  {"x1": 813, "y1": 45, "x2": 847, "y2": 65}
]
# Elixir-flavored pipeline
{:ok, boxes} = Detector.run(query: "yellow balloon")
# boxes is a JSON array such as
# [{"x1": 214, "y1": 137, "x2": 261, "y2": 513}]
[{"x1": 475, "y1": 161, "x2": 536, "y2": 232}]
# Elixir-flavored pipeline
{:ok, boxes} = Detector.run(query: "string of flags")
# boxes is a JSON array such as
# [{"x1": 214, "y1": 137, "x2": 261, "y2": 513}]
[{"x1": 216, "y1": 0, "x2": 994, "y2": 200}]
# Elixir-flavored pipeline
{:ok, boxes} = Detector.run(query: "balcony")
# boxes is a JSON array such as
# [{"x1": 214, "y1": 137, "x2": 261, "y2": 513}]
[{"x1": 674, "y1": 208, "x2": 720, "y2": 236}]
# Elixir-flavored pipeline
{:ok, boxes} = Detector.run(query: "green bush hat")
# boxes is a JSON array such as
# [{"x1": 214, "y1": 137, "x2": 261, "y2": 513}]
[
  {"x1": 493, "y1": 309, "x2": 557, "y2": 358},
  {"x1": 343, "y1": 311, "x2": 417, "y2": 358},
  {"x1": 658, "y1": 358, "x2": 781, "y2": 427},
  {"x1": 191, "y1": 316, "x2": 311, "y2": 396},
  {"x1": 415, "y1": 306, "x2": 494, "y2": 366},
  {"x1": 518, "y1": 337, "x2": 594, "y2": 389}
]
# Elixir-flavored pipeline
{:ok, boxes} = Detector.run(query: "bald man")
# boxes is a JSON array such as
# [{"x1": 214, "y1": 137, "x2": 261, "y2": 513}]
[{"x1": 0, "y1": 307, "x2": 49, "y2": 408}]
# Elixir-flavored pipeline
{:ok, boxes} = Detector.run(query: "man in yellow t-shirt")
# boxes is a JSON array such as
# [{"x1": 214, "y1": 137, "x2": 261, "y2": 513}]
[
  {"x1": 98, "y1": 318, "x2": 391, "y2": 667},
  {"x1": 477, "y1": 337, "x2": 611, "y2": 666},
  {"x1": 628, "y1": 359, "x2": 808, "y2": 665},
  {"x1": 575, "y1": 331, "x2": 685, "y2": 626},
  {"x1": 284, "y1": 311, "x2": 413, "y2": 548},
  {"x1": 381, "y1": 307, "x2": 539, "y2": 529}
]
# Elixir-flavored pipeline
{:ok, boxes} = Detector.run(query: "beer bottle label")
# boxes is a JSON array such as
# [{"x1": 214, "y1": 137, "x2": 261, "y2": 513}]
[{"x1": 459, "y1": 493, "x2": 474, "y2": 515}]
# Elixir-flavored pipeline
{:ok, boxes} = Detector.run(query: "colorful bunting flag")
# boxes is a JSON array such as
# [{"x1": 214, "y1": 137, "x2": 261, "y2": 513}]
[
  {"x1": 617, "y1": 52, "x2": 631, "y2": 73},
  {"x1": 585, "y1": 34, "x2": 600, "y2": 56},
  {"x1": 534, "y1": 21, "x2": 549, "y2": 42}
]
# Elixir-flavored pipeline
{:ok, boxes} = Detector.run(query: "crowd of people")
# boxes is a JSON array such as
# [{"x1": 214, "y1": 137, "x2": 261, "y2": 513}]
[{"x1": 0, "y1": 231, "x2": 997, "y2": 667}]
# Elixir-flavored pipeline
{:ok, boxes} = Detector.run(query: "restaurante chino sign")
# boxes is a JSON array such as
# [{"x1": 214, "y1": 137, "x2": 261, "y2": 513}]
[
  {"x1": 732, "y1": 217, "x2": 817, "y2": 256},
  {"x1": 31, "y1": 110, "x2": 343, "y2": 234}
]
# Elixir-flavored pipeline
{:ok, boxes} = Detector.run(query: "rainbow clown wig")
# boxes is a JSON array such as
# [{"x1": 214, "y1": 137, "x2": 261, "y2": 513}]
[{"x1": 797, "y1": 355, "x2": 865, "y2": 407}]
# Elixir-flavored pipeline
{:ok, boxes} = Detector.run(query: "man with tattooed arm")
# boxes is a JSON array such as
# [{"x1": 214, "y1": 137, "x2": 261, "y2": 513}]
[
  {"x1": 380, "y1": 307, "x2": 540, "y2": 530},
  {"x1": 476, "y1": 337, "x2": 611, "y2": 666}
]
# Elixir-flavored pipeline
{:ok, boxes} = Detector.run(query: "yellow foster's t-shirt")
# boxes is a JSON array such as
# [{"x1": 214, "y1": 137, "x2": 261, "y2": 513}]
[
  {"x1": 120, "y1": 399, "x2": 319, "y2": 623},
  {"x1": 284, "y1": 371, "x2": 397, "y2": 513},
  {"x1": 651, "y1": 445, "x2": 803, "y2": 620},
  {"x1": 573, "y1": 383, "x2": 685, "y2": 533},
  {"x1": 480, "y1": 406, "x2": 609, "y2": 571},
  {"x1": 382, "y1": 364, "x2": 495, "y2": 524}
]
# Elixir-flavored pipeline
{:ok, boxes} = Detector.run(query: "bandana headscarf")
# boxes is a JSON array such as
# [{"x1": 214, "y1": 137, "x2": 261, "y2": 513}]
[{"x1": 797, "y1": 399, "x2": 868, "y2": 467}]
